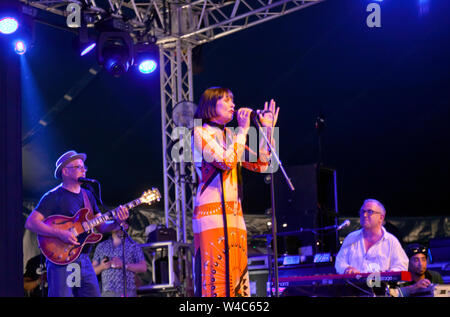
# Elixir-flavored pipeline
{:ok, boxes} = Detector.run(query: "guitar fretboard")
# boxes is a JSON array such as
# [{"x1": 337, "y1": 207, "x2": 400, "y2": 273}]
[{"x1": 86, "y1": 198, "x2": 142, "y2": 228}]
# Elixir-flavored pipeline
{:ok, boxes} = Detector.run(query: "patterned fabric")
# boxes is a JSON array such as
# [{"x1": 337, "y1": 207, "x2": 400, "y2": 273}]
[
  {"x1": 192, "y1": 123, "x2": 271, "y2": 297},
  {"x1": 93, "y1": 238, "x2": 145, "y2": 296}
]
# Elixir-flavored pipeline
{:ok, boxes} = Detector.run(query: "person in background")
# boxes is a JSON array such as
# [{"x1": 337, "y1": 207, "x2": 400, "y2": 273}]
[
  {"x1": 23, "y1": 254, "x2": 48, "y2": 297},
  {"x1": 335, "y1": 199, "x2": 409, "y2": 274},
  {"x1": 93, "y1": 222, "x2": 147, "y2": 297},
  {"x1": 395, "y1": 243, "x2": 444, "y2": 297}
]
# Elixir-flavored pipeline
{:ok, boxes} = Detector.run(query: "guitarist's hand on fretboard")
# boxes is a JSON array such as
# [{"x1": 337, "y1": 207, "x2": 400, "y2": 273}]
[
  {"x1": 95, "y1": 205, "x2": 129, "y2": 234},
  {"x1": 115, "y1": 205, "x2": 129, "y2": 223}
]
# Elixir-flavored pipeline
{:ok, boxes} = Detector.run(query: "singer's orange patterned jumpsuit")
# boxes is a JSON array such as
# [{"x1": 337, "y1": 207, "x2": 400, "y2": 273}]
[{"x1": 192, "y1": 123, "x2": 272, "y2": 297}]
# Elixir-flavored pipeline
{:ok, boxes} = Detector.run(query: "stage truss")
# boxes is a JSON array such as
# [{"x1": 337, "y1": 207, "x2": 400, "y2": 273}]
[{"x1": 21, "y1": 0, "x2": 325, "y2": 243}]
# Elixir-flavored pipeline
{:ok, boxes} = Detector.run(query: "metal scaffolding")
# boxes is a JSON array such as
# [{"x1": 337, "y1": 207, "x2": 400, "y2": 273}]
[{"x1": 21, "y1": 0, "x2": 325, "y2": 243}]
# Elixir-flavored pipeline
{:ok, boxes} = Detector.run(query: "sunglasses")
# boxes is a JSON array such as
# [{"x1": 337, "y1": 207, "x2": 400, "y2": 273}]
[{"x1": 409, "y1": 246, "x2": 428, "y2": 255}]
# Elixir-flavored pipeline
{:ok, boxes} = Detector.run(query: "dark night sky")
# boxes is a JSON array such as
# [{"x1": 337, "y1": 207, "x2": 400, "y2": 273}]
[{"x1": 21, "y1": 0, "x2": 450, "y2": 218}]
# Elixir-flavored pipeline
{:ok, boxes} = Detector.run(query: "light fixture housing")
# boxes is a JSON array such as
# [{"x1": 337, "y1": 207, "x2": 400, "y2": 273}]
[
  {"x1": 0, "y1": 17, "x2": 19, "y2": 34},
  {"x1": 134, "y1": 42, "x2": 159, "y2": 75},
  {"x1": 13, "y1": 39, "x2": 26, "y2": 54},
  {"x1": 97, "y1": 31, "x2": 134, "y2": 77}
]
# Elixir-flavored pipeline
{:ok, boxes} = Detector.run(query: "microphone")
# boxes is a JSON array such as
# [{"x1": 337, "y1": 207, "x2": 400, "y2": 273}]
[
  {"x1": 249, "y1": 109, "x2": 271, "y2": 119},
  {"x1": 337, "y1": 219, "x2": 350, "y2": 231},
  {"x1": 78, "y1": 177, "x2": 98, "y2": 184}
]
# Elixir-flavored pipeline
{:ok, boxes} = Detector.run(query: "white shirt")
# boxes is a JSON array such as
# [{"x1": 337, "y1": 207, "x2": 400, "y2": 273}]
[{"x1": 335, "y1": 226, "x2": 409, "y2": 274}]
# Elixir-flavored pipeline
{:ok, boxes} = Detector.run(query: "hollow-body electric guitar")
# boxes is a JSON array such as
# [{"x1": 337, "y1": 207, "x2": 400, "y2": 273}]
[{"x1": 37, "y1": 188, "x2": 161, "y2": 265}]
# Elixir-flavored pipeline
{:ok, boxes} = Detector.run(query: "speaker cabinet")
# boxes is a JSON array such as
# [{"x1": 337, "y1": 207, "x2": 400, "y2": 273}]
[
  {"x1": 249, "y1": 269, "x2": 269, "y2": 297},
  {"x1": 274, "y1": 164, "x2": 338, "y2": 255}
]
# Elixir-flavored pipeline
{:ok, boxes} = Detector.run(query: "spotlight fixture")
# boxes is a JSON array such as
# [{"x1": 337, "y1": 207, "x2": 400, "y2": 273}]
[
  {"x1": 0, "y1": 0, "x2": 20, "y2": 35},
  {"x1": 78, "y1": 15, "x2": 96, "y2": 57},
  {"x1": 80, "y1": 42, "x2": 96, "y2": 56},
  {"x1": 97, "y1": 31, "x2": 134, "y2": 77},
  {"x1": 0, "y1": 2, "x2": 36, "y2": 54},
  {"x1": 0, "y1": 17, "x2": 19, "y2": 34},
  {"x1": 134, "y1": 42, "x2": 159, "y2": 75},
  {"x1": 13, "y1": 39, "x2": 26, "y2": 55},
  {"x1": 138, "y1": 60, "x2": 157, "y2": 74}
]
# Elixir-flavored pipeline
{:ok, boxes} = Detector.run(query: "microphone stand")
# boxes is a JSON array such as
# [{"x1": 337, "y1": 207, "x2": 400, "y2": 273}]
[
  {"x1": 315, "y1": 113, "x2": 325, "y2": 254},
  {"x1": 251, "y1": 114, "x2": 295, "y2": 297},
  {"x1": 119, "y1": 224, "x2": 133, "y2": 297},
  {"x1": 275, "y1": 222, "x2": 347, "y2": 237},
  {"x1": 80, "y1": 178, "x2": 131, "y2": 296}
]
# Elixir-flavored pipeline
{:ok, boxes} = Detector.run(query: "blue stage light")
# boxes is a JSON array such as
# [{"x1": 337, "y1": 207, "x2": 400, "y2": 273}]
[
  {"x1": 134, "y1": 42, "x2": 159, "y2": 75},
  {"x1": 14, "y1": 40, "x2": 26, "y2": 55},
  {"x1": 0, "y1": 17, "x2": 19, "y2": 34},
  {"x1": 80, "y1": 42, "x2": 96, "y2": 56},
  {"x1": 138, "y1": 59, "x2": 157, "y2": 74}
]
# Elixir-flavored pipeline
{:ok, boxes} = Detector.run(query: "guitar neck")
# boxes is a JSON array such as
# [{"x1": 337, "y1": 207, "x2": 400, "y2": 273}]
[{"x1": 87, "y1": 198, "x2": 142, "y2": 228}]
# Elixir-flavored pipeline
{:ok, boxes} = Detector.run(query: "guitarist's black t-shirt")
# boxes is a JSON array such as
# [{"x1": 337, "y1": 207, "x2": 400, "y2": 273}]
[{"x1": 35, "y1": 185, "x2": 102, "y2": 254}]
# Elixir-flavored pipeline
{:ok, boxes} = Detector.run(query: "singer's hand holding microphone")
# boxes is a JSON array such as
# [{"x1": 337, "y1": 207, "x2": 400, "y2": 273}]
[
  {"x1": 236, "y1": 108, "x2": 253, "y2": 130},
  {"x1": 237, "y1": 99, "x2": 280, "y2": 131}
]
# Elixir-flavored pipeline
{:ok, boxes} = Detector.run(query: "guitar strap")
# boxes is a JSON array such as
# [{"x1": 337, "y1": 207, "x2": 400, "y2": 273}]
[{"x1": 81, "y1": 189, "x2": 93, "y2": 214}]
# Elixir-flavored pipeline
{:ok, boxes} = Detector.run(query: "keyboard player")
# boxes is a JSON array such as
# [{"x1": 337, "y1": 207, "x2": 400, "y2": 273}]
[{"x1": 335, "y1": 199, "x2": 409, "y2": 274}]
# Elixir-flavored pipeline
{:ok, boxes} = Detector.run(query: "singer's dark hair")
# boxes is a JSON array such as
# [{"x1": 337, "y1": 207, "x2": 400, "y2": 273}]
[{"x1": 194, "y1": 87, "x2": 233, "y2": 120}]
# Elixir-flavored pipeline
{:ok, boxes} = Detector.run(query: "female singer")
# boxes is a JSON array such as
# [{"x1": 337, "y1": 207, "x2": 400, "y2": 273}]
[{"x1": 192, "y1": 87, "x2": 279, "y2": 297}]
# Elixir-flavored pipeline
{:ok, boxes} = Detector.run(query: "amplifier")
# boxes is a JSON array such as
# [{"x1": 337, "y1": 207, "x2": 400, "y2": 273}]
[
  {"x1": 433, "y1": 284, "x2": 450, "y2": 297},
  {"x1": 147, "y1": 225, "x2": 176, "y2": 243},
  {"x1": 248, "y1": 255, "x2": 269, "y2": 297},
  {"x1": 248, "y1": 255, "x2": 269, "y2": 270},
  {"x1": 410, "y1": 284, "x2": 450, "y2": 297},
  {"x1": 249, "y1": 270, "x2": 269, "y2": 297}
]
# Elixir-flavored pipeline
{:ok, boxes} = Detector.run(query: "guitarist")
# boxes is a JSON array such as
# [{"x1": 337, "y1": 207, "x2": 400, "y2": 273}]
[{"x1": 25, "y1": 150, "x2": 129, "y2": 297}]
